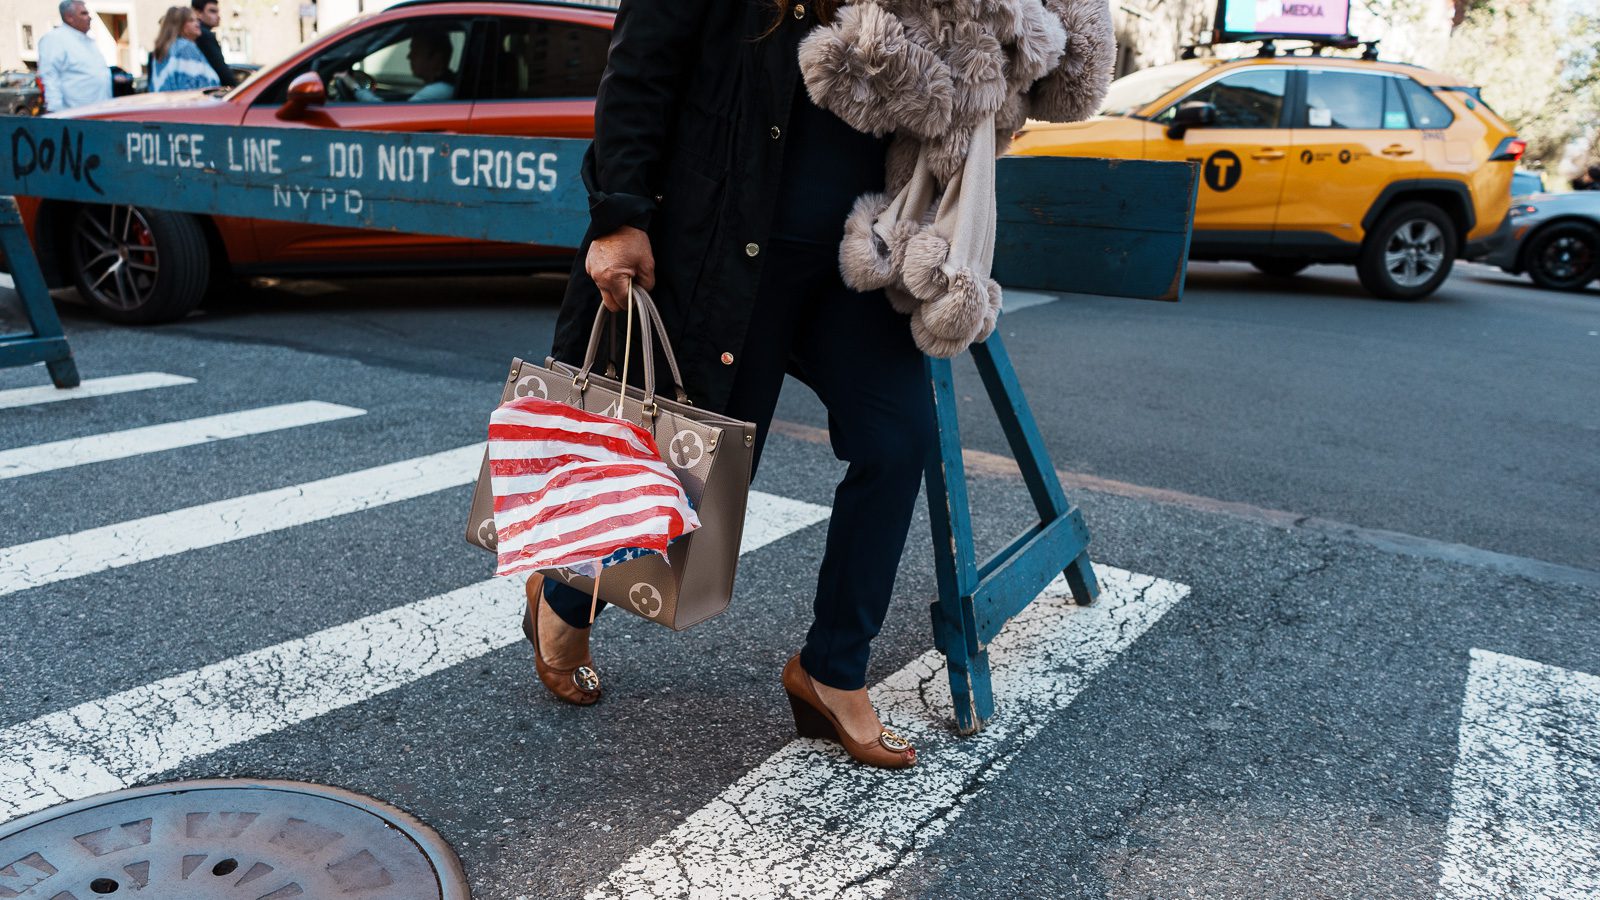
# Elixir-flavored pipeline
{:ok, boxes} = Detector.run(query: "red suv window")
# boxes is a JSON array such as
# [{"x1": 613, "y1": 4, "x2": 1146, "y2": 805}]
[{"x1": 481, "y1": 17, "x2": 610, "y2": 101}]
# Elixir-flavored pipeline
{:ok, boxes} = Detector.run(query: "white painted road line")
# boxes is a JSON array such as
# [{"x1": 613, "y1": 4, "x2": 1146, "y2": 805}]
[
  {"x1": 0, "y1": 401, "x2": 366, "y2": 479},
  {"x1": 0, "y1": 490, "x2": 829, "y2": 824},
  {"x1": 0, "y1": 446, "x2": 828, "y2": 598},
  {"x1": 589, "y1": 565, "x2": 1191, "y2": 900},
  {"x1": 0, "y1": 444, "x2": 485, "y2": 598},
  {"x1": 0, "y1": 372, "x2": 196, "y2": 411},
  {"x1": 1438, "y1": 649, "x2": 1600, "y2": 900},
  {"x1": 740, "y1": 490, "x2": 830, "y2": 554},
  {"x1": 1001, "y1": 289, "x2": 1061, "y2": 313}
]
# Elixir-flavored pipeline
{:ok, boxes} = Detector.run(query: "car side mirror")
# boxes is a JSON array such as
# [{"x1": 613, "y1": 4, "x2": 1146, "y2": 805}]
[
  {"x1": 277, "y1": 72, "x2": 326, "y2": 121},
  {"x1": 1166, "y1": 101, "x2": 1216, "y2": 139}
]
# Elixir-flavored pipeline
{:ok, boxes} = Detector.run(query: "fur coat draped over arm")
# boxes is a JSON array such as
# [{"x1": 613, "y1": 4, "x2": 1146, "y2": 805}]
[{"x1": 798, "y1": 0, "x2": 1114, "y2": 356}]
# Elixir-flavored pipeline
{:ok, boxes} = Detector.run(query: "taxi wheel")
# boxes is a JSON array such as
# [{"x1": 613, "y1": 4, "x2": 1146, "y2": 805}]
[
  {"x1": 1251, "y1": 259, "x2": 1311, "y2": 278},
  {"x1": 1357, "y1": 202, "x2": 1457, "y2": 301},
  {"x1": 68, "y1": 204, "x2": 210, "y2": 324},
  {"x1": 1523, "y1": 222, "x2": 1600, "y2": 292}
]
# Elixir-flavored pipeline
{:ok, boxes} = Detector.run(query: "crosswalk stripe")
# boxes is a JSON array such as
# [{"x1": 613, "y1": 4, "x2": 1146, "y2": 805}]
[
  {"x1": 0, "y1": 490, "x2": 829, "y2": 824},
  {"x1": 1437, "y1": 649, "x2": 1600, "y2": 899},
  {"x1": 0, "y1": 373, "x2": 195, "y2": 411},
  {"x1": 0, "y1": 401, "x2": 366, "y2": 479},
  {"x1": 588, "y1": 565, "x2": 1191, "y2": 900},
  {"x1": 0, "y1": 444, "x2": 485, "y2": 598},
  {"x1": 1001, "y1": 289, "x2": 1062, "y2": 313}
]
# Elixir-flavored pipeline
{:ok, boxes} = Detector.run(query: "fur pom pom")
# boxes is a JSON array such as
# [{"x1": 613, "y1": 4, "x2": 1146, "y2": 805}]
[
  {"x1": 1006, "y1": 0, "x2": 1068, "y2": 91},
  {"x1": 885, "y1": 283, "x2": 922, "y2": 316},
  {"x1": 886, "y1": 218, "x2": 923, "y2": 272},
  {"x1": 886, "y1": 135, "x2": 920, "y2": 194},
  {"x1": 925, "y1": 123, "x2": 975, "y2": 185},
  {"x1": 945, "y1": 22, "x2": 1009, "y2": 126},
  {"x1": 911, "y1": 306, "x2": 972, "y2": 358},
  {"x1": 975, "y1": 277, "x2": 1003, "y2": 343},
  {"x1": 901, "y1": 228, "x2": 952, "y2": 300},
  {"x1": 838, "y1": 192, "x2": 896, "y2": 291},
  {"x1": 995, "y1": 91, "x2": 1029, "y2": 139},
  {"x1": 798, "y1": 5, "x2": 905, "y2": 137},
  {"x1": 973, "y1": 0, "x2": 1021, "y2": 41},
  {"x1": 1029, "y1": 0, "x2": 1114, "y2": 122},
  {"x1": 888, "y1": 40, "x2": 958, "y2": 137},
  {"x1": 799, "y1": 3, "x2": 956, "y2": 139},
  {"x1": 920, "y1": 267, "x2": 991, "y2": 343}
]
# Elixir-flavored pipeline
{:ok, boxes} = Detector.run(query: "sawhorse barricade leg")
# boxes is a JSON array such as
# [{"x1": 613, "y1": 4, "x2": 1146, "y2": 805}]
[
  {"x1": 0, "y1": 196, "x2": 79, "y2": 388},
  {"x1": 925, "y1": 328, "x2": 1098, "y2": 735}
]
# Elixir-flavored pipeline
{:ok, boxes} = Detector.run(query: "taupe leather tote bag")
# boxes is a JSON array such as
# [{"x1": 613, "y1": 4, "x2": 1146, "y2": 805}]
[{"x1": 466, "y1": 287, "x2": 758, "y2": 630}]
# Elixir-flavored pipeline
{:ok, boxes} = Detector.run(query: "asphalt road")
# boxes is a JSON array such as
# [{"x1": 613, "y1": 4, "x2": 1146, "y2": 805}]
[{"x1": 0, "y1": 261, "x2": 1596, "y2": 899}]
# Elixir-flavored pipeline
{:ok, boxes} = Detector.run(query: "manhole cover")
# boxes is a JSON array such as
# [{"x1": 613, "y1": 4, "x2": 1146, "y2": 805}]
[{"x1": 0, "y1": 779, "x2": 467, "y2": 898}]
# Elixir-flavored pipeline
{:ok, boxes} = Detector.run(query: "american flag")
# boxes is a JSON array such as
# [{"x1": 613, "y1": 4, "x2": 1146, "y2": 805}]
[{"x1": 487, "y1": 395, "x2": 700, "y2": 579}]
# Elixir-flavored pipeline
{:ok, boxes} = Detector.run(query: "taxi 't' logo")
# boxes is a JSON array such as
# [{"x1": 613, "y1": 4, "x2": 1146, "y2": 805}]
[{"x1": 1204, "y1": 150, "x2": 1242, "y2": 192}]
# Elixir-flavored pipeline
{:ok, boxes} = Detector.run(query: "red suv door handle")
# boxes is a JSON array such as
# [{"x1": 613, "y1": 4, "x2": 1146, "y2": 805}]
[{"x1": 1381, "y1": 144, "x2": 1415, "y2": 156}]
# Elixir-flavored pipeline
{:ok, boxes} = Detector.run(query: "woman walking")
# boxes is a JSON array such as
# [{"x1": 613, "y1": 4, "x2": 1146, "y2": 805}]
[
  {"x1": 149, "y1": 6, "x2": 220, "y2": 93},
  {"x1": 525, "y1": 0, "x2": 1112, "y2": 768}
]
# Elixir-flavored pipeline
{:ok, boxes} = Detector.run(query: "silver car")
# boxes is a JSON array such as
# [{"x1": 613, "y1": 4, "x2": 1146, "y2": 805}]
[{"x1": 1484, "y1": 191, "x2": 1600, "y2": 292}]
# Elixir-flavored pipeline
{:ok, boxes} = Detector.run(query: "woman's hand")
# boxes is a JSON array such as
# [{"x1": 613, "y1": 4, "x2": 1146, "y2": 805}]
[{"x1": 586, "y1": 226, "x2": 656, "y2": 312}]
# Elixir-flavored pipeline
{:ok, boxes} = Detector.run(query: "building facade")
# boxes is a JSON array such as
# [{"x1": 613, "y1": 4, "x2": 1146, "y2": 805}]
[{"x1": 5, "y1": 0, "x2": 314, "y2": 76}]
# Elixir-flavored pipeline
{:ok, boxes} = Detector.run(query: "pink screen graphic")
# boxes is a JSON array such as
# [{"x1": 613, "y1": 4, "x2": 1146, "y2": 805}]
[{"x1": 1223, "y1": 0, "x2": 1350, "y2": 36}]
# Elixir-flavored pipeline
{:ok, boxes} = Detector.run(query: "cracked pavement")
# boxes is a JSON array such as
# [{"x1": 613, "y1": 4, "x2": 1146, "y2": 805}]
[{"x1": 2, "y1": 262, "x2": 1596, "y2": 898}]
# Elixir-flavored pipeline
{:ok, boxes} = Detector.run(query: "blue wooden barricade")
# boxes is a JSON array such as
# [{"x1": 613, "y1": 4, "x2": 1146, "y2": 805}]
[
  {"x1": 0, "y1": 196, "x2": 79, "y2": 387},
  {"x1": 930, "y1": 154, "x2": 1197, "y2": 733},
  {"x1": 1, "y1": 116, "x2": 1195, "y2": 734}
]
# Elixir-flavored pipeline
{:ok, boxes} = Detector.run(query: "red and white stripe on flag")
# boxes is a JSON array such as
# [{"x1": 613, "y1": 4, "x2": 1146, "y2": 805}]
[{"x1": 487, "y1": 395, "x2": 700, "y2": 578}]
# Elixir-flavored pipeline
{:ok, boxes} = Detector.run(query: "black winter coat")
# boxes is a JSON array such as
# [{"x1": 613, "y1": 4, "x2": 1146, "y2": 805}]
[
  {"x1": 550, "y1": 0, "x2": 813, "y2": 414},
  {"x1": 195, "y1": 25, "x2": 235, "y2": 88}
]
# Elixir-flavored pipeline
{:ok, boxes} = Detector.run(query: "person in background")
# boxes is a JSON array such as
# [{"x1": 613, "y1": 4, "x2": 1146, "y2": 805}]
[
  {"x1": 149, "y1": 6, "x2": 221, "y2": 93},
  {"x1": 190, "y1": 0, "x2": 236, "y2": 87},
  {"x1": 1572, "y1": 164, "x2": 1600, "y2": 192},
  {"x1": 36, "y1": 0, "x2": 111, "y2": 112}
]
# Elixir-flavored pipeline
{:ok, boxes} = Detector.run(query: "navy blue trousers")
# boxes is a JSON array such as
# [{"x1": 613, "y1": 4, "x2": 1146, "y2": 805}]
[{"x1": 544, "y1": 238, "x2": 938, "y2": 690}]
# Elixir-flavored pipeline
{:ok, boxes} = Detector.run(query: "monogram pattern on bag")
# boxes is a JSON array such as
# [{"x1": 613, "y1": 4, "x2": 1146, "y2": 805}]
[
  {"x1": 668, "y1": 430, "x2": 706, "y2": 469},
  {"x1": 513, "y1": 373, "x2": 549, "y2": 400},
  {"x1": 629, "y1": 582, "x2": 664, "y2": 618},
  {"x1": 476, "y1": 517, "x2": 498, "y2": 548}
]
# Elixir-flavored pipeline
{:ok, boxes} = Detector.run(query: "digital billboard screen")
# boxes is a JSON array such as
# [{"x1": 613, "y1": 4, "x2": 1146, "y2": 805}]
[{"x1": 1217, "y1": 0, "x2": 1352, "y2": 40}]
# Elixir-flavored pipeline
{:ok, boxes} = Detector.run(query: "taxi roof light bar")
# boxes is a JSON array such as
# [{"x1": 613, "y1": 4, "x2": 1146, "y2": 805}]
[{"x1": 1180, "y1": 35, "x2": 1378, "y2": 61}]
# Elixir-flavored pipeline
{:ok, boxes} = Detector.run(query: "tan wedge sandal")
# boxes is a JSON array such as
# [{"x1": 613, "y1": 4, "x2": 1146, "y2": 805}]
[
  {"x1": 523, "y1": 574, "x2": 601, "y2": 706},
  {"x1": 781, "y1": 654, "x2": 915, "y2": 769}
]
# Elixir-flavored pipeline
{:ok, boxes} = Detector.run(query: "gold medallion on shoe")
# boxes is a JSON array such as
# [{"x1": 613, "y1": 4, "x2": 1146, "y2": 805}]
[
  {"x1": 879, "y1": 729, "x2": 912, "y2": 752},
  {"x1": 780, "y1": 655, "x2": 917, "y2": 769},
  {"x1": 522, "y1": 574, "x2": 602, "y2": 706}
]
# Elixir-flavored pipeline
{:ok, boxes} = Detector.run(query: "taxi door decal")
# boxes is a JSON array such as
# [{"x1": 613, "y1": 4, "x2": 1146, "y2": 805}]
[{"x1": 1203, "y1": 149, "x2": 1243, "y2": 192}]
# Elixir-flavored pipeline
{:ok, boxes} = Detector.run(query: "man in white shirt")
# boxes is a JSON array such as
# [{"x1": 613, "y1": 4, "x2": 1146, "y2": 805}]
[{"x1": 37, "y1": 0, "x2": 112, "y2": 113}]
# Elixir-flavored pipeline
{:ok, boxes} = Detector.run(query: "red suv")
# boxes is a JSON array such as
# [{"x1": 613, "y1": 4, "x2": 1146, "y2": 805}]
[{"x1": 21, "y1": 0, "x2": 613, "y2": 323}]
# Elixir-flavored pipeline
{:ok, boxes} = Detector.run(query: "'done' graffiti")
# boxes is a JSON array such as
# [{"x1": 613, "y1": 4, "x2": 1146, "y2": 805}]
[{"x1": 9, "y1": 125, "x2": 104, "y2": 195}]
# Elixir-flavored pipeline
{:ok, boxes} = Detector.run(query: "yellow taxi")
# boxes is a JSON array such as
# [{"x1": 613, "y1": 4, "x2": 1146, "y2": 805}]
[{"x1": 1012, "y1": 54, "x2": 1524, "y2": 299}]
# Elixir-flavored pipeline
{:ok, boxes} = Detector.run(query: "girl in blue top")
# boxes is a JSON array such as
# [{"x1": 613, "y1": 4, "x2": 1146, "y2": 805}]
[{"x1": 150, "y1": 6, "x2": 220, "y2": 93}]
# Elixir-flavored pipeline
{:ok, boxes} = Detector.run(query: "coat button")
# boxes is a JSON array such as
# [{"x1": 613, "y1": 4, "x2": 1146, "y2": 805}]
[
  {"x1": 720, "y1": 352, "x2": 735, "y2": 365},
  {"x1": 744, "y1": 242, "x2": 760, "y2": 257},
  {"x1": 770, "y1": 125, "x2": 782, "y2": 139},
  {"x1": 793, "y1": 3, "x2": 805, "y2": 18}
]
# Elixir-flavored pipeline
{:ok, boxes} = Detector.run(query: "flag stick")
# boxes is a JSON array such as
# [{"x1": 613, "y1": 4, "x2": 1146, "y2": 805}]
[
  {"x1": 588, "y1": 569, "x2": 602, "y2": 625},
  {"x1": 587, "y1": 279, "x2": 635, "y2": 626}
]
